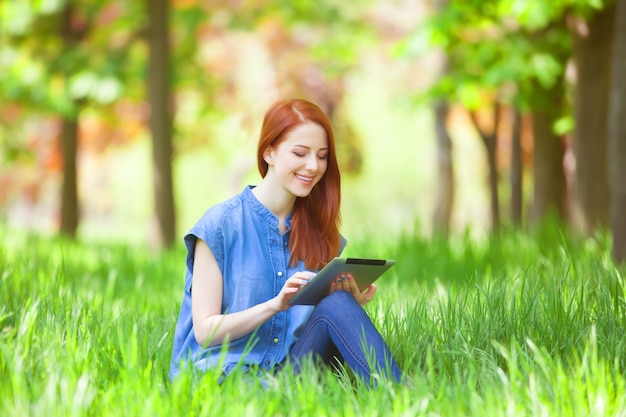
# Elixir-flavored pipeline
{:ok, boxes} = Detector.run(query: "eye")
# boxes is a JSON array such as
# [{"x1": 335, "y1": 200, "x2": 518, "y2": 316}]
[
  {"x1": 318, "y1": 153, "x2": 328, "y2": 160},
  {"x1": 293, "y1": 152, "x2": 305, "y2": 157}
]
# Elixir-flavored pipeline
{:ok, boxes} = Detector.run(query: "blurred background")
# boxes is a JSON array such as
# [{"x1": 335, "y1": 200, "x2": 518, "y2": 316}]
[{"x1": 1, "y1": 0, "x2": 625, "y2": 260}]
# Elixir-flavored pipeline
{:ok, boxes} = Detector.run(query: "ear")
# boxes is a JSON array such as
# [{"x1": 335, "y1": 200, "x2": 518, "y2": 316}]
[{"x1": 263, "y1": 147, "x2": 274, "y2": 165}]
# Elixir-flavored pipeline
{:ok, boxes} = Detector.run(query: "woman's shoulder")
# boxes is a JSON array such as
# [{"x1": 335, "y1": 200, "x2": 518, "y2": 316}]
[
  {"x1": 194, "y1": 190, "x2": 246, "y2": 229},
  {"x1": 184, "y1": 190, "x2": 247, "y2": 250}
]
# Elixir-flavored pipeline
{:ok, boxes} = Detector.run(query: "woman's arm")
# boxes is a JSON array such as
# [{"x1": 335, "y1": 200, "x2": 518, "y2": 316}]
[{"x1": 191, "y1": 239, "x2": 309, "y2": 347}]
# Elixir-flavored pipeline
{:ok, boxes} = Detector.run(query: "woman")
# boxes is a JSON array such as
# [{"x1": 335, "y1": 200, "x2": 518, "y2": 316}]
[{"x1": 169, "y1": 98, "x2": 402, "y2": 385}]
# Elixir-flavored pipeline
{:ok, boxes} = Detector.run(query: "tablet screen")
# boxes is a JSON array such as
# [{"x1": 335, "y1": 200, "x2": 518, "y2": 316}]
[{"x1": 288, "y1": 257, "x2": 396, "y2": 306}]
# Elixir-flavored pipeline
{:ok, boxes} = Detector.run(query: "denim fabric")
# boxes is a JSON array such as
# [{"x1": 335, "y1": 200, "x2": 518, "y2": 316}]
[
  {"x1": 169, "y1": 186, "x2": 321, "y2": 379},
  {"x1": 287, "y1": 290, "x2": 403, "y2": 384}
]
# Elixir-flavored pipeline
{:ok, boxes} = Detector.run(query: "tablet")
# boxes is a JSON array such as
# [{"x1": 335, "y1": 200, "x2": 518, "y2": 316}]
[{"x1": 288, "y1": 257, "x2": 396, "y2": 306}]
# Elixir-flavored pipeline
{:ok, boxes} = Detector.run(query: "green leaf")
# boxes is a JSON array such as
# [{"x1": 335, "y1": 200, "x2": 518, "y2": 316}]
[
  {"x1": 69, "y1": 71, "x2": 98, "y2": 100},
  {"x1": 1, "y1": 2, "x2": 35, "y2": 35},
  {"x1": 508, "y1": 0, "x2": 560, "y2": 29},
  {"x1": 530, "y1": 53, "x2": 562, "y2": 88},
  {"x1": 94, "y1": 77, "x2": 122, "y2": 104},
  {"x1": 458, "y1": 83, "x2": 483, "y2": 109},
  {"x1": 34, "y1": 0, "x2": 65, "y2": 14},
  {"x1": 554, "y1": 116, "x2": 574, "y2": 135}
]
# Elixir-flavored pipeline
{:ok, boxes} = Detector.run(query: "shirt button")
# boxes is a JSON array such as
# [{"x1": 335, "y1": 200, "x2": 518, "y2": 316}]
[
  {"x1": 277, "y1": 271, "x2": 283, "y2": 277},
  {"x1": 265, "y1": 360, "x2": 270, "y2": 366},
  {"x1": 273, "y1": 337, "x2": 279, "y2": 343}
]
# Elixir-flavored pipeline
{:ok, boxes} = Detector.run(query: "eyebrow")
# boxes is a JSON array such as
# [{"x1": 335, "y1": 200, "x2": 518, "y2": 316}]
[{"x1": 293, "y1": 145, "x2": 329, "y2": 151}]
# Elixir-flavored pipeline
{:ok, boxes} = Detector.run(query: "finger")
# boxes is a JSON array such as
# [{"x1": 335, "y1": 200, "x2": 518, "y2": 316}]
[
  {"x1": 346, "y1": 274, "x2": 358, "y2": 291},
  {"x1": 363, "y1": 284, "x2": 378, "y2": 300},
  {"x1": 337, "y1": 274, "x2": 348, "y2": 291},
  {"x1": 343, "y1": 275, "x2": 352, "y2": 291},
  {"x1": 334, "y1": 275, "x2": 342, "y2": 286},
  {"x1": 285, "y1": 279, "x2": 299, "y2": 288},
  {"x1": 290, "y1": 276, "x2": 310, "y2": 286},
  {"x1": 297, "y1": 272, "x2": 314, "y2": 286}
]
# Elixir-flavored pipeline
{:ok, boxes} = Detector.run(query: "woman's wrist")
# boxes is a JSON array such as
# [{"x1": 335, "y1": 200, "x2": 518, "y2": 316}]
[{"x1": 265, "y1": 297, "x2": 282, "y2": 314}]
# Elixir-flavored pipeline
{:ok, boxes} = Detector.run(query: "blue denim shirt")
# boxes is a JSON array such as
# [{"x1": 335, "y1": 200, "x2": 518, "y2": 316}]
[{"x1": 169, "y1": 186, "x2": 344, "y2": 379}]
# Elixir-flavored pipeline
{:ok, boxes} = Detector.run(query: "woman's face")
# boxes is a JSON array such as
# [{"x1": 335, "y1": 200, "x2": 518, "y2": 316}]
[{"x1": 264, "y1": 121, "x2": 329, "y2": 198}]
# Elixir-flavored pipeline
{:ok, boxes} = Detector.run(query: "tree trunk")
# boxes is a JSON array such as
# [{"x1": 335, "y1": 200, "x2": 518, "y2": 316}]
[
  {"x1": 486, "y1": 130, "x2": 500, "y2": 233},
  {"x1": 59, "y1": 116, "x2": 79, "y2": 237},
  {"x1": 58, "y1": 4, "x2": 83, "y2": 238},
  {"x1": 432, "y1": 100, "x2": 454, "y2": 236},
  {"x1": 571, "y1": 5, "x2": 614, "y2": 233},
  {"x1": 147, "y1": 0, "x2": 176, "y2": 248},
  {"x1": 469, "y1": 105, "x2": 500, "y2": 232},
  {"x1": 609, "y1": 0, "x2": 626, "y2": 263},
  {"x1": 431, "y1": 0, "x2": 454, "y2": 236},
  {"x1": 510, "y1": 108, "x2": 522, "y2": 226},
  {"x1": 531, "y1": 109, "x2": 567, "y2": 222}
]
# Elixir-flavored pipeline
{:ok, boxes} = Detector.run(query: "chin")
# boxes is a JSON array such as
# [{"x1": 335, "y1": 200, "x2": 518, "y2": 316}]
[
  {"x1": 293, "y1": 190, "x2": 313, "y2": 198},
  {"x1": 290, "y1": 187, "x2": 314, "y2": 198}
]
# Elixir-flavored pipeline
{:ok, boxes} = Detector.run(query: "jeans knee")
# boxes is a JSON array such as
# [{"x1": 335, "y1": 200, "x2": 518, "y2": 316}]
[{"x1": 317, "y1": 290, "x2": 358, "y2": 313}]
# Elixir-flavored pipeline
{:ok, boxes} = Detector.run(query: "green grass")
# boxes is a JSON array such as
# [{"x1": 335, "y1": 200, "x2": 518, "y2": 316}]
[{"x1": 2, "y1": 223, "x2": 626, "y2": 416}]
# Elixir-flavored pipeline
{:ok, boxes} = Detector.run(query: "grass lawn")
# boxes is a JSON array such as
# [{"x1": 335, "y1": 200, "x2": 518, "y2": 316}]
[{"x1": 1, "y1": 223, "x2": 626, "y2": 416}]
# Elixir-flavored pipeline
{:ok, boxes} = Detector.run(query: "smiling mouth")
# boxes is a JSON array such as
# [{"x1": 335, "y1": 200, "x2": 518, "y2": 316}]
[{"x1": 295, "y1": 174, "x2": 314, "y2": 183}]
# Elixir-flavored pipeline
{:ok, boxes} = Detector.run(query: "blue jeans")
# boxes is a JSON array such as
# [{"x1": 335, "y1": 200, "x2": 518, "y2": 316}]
[{"x1": 287, "y1": 290, "x2": 402, "y2": 385}]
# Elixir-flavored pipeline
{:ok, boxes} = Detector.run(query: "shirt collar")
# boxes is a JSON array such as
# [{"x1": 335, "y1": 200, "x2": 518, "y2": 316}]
[{"x1": 242, "y1": 185, "x2": 293, "y2": 231}]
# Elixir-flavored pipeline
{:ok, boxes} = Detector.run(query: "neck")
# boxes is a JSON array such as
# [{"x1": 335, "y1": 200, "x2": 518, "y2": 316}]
[{"x1": 252, "y1": 177, "x2": 296, "y2": 226}]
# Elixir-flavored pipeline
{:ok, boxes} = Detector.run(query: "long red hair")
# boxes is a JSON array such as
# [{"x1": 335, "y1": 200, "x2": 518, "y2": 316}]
[{"x1": 257, "y1": 99, "x2": 341, "y2": 270}]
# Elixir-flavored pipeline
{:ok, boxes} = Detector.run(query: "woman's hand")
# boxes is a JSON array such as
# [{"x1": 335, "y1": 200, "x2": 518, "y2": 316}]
[
  {"x1": 329, "y1": 273, "x2": 377, "y2": 306},
  {"x1": 268, "y1": 271, "x2": 315, "y2": 312}
]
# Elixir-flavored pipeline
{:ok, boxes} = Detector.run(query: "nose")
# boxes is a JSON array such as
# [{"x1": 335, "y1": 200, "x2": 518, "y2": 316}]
[{"x1": 305, "y1": 154, "x2": 318, "y2": 172}]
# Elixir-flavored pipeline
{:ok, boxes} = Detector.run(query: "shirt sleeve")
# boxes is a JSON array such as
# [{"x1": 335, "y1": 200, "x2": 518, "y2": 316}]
[{"x1": 183, "y1": 205, "x2": 229, "y2": 292}]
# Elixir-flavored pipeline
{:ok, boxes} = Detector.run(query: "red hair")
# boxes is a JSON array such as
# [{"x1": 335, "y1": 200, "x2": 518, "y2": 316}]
[{"x1": 257, "y1": 99, "x2": 341, "y2": 270}]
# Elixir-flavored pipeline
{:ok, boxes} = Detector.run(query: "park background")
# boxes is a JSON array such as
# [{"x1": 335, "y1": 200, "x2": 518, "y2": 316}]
[
  {"x1": 2, "y1": 0, "x2": 624, "y2": 254},
  {"x1": 1, "y1": 0, "x2": 486, "y2": 245},
  {"x1": 3, "y1": 1, "x2": 626, "y2": 416}
]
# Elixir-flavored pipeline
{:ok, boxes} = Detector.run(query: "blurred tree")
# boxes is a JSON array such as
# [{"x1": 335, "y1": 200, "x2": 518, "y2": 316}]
[
  {"x1": 397, "y1": 0, "x2": 617, "y2": 234},
  {"x1": 399, "y1": 1, "x2": 547, "y2": 231},
  {"x1": 483, "y1": 6, "x2": 572, "y2": 228},
  {"x1": 0, "y1": 1, "x2": 144, "y2": 237},
  {"x1": 147, "y1": 0, "x2": 176, "y2": 248},
  {"x1": 516, "y1": 16, "x2": 570, "y2": 225},
  {"x1": 58, "y1": 3, "x2": 84, "y2": 237},
  {"x1": 608, "y1": 0, "x2": 626, "y2": 263},
  {"x1": 431, "y1": 0, "x2": 454, "y2": 236},
  {"x1": 469, "y1": 103, "x2": 502, "y2": 232},
  {"x1": 432, "y1": 98, "x2": 454, "y2": 235},
  {"x1": 504, "y1": 0, "x2": 618, "y2": 231},
  {"x1": 571, "y1": 3, "x2": 615, "y2": 234},
  {"x1": 0, "y1": 0, "x2": 207, "y2": 247},
  {"x1": 510, "y1": 108, "x2": 522, "y2": 225},
  {"x1": 522, "y1": 44, "x2": 568, "y2": 225},
  {"x1": 145, "y1": 2, "x2": 217, "y2": 248},
  {"x1": 530, "y1": 78, "x2": 568, "y2": 224}
]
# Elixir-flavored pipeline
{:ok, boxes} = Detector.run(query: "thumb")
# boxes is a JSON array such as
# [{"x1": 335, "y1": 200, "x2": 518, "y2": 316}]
[{"x1": 363, "y1": 284, "x2": 378, "y2": 301}]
